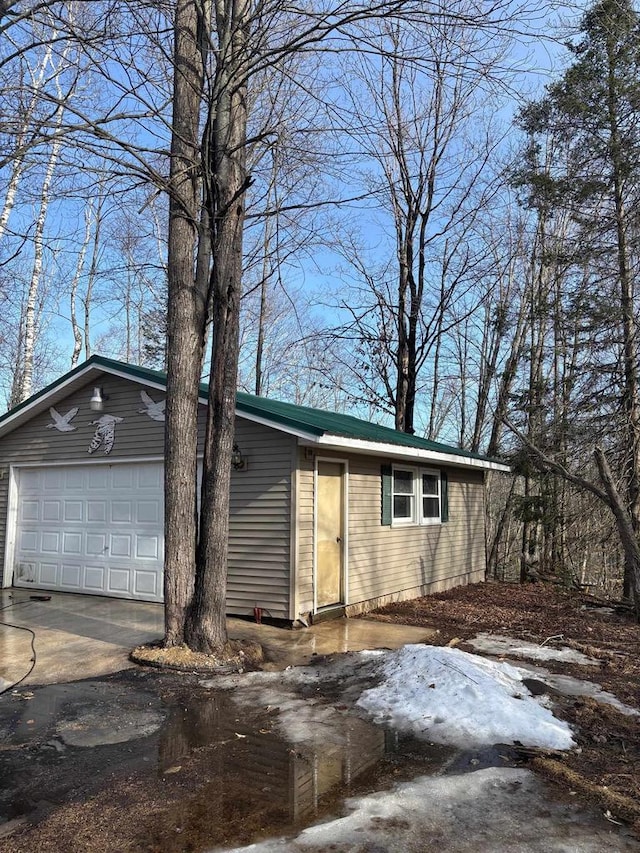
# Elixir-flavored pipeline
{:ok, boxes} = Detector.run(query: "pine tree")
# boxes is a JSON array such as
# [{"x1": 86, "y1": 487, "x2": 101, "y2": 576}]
[{"x1": 514, "y1": 0, "x2": 640, "y2": 608}]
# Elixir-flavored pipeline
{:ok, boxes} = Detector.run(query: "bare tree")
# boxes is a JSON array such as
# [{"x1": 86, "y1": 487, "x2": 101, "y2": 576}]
[
  {"x1": 326, "y1": 14, "x2": 507, "y2": 435},
  {"x1": 163, "y1": 0, "x2": 550, "y2": 652},
  {"x1": 505, "y1": 0, "x2": 640, "y2": 609},
  {"x1": 0, "y1": 0, "x2": 561, "y2": 647}
]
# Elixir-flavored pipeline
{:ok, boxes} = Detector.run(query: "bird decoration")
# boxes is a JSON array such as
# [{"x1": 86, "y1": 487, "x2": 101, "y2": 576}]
[
  {"x1": 46, "y1": 406, "x2": 79, "y2": 432},
  {"x1": 88, "y1": 414, "x2": 123, "y2": 455},
  {"x1": 139, "y1": 390, "x2": 166, "y2": 421}
]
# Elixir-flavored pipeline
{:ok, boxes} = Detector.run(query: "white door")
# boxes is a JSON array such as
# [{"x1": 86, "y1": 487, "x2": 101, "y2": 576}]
[{"x1": 13, "y1": 463, "x2": 164, "y2": 602}]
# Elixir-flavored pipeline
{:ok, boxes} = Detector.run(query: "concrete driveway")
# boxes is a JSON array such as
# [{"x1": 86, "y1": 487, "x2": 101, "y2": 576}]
[{"x1": 0, "y1": 588, "x2": 434, "y2": 688}]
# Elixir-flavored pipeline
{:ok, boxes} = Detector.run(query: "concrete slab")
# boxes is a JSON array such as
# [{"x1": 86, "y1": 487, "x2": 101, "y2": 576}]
[
  {"x1": 0, "y1": 589, "x2": 164, "y2": 687},
  {"x1": 0, "y1": 589, "x2": 436, "y2": 687}
]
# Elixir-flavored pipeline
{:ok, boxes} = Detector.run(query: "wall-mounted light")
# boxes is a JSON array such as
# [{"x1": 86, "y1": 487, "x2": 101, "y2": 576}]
[
  {"x1": 231, "y1": 443, "x2": 246, "y2": 471},
  {"x1": 89, "y1": 387, "x2": 107, "y2": 411}
]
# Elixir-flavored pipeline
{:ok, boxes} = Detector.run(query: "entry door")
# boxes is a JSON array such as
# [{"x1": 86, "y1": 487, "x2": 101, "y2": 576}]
[{"x1": 316, "y1": 461, "x2": 345, "y2": 608}]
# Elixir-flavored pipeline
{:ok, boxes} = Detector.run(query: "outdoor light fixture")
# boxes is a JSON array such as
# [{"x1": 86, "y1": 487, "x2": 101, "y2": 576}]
[
  {"x1": 89, "y1": 387, "x2": 106, "y2": 411},
  {"x1": 231, "y1": 443, "x2": 246, "y2": 470}
]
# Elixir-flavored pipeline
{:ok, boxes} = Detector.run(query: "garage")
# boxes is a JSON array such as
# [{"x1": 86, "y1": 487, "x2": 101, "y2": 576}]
[
  {"x1": 0, "y1": 356, "x2": 506, "y2": 621},
  {"x1": 12, "y1": 462, "x2": 164, "y2": 602}
]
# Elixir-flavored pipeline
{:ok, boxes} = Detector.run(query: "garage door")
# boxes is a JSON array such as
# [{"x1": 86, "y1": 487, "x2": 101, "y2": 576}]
[{"x1": 13, "y1": 463, "x2": 164, "y2": 602}]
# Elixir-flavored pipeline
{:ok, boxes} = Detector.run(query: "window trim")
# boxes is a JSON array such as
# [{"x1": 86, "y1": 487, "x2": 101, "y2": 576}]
[
  {"x1": 390, "y1": 465, "x2": 443, "y2": 526},
  {"x1": 391, "y1": 466, "x2": 417, "y2": 525}
]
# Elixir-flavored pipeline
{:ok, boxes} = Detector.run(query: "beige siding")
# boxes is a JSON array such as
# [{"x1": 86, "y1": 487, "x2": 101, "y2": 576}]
[
  {"x1": 0, "y1": 374, "x2": 294, "y2": 618},
  {"x1": 226, "y1": 418, "x2": 294, "y2": 618},
  {"x1": 296, "y1": 451, "x2": 315, "y2": 614},
  {"x1": 296, "y1": 450, "x2": 486, "y2": 617}
]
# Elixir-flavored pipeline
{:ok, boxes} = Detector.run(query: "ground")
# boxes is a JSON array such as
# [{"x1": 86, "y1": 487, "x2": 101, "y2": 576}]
[
  {"x1": 130, "y1": 638, "x2": 264, "y2": 673},
  {"x1": 367, "y1": 580, "x2": 640, "y2": 831},
  {"x1": 1, "y1": 580, "x2": 639, "y2": 851}
]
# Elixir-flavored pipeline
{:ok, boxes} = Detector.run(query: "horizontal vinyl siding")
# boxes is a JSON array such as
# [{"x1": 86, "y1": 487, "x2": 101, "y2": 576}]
[
  {"x1": 296, "y1": 450, "x2": 485, "y2": 615},
  {"x1": 0, "y1": 377, "x2": 170, "y2": 464},
  {"x1": 0, "y1": 375, "x2": 294, "y2": 618},
  {"x1": 219, "y1": 418, "x2": 294, "y2": 619},
  {"x1": 348, "y1": 456, "x2": 485, "y2": 605},
  {"x1": 296, "y1": 451, "x2": 315, "y2": 615}
]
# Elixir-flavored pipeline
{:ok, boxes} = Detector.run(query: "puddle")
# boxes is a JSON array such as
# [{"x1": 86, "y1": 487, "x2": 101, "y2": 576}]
[
  {"x1": 0, "y1": 669, "x2": 635, "y2": 852},
  {"x1": 0, "y1": 672, "x2": 466, "y2": 850},
  {"x1": 147, "y1": 691, "x2": 462, "y2": 850}
]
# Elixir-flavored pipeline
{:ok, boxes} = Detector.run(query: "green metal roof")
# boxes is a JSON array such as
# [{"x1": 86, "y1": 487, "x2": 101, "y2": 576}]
[
  {"x1": 0, "y1": 354, "x2": 501, "y2": 465},
  {"x1": 233, "y1": 392, "x2": 489, "y2": 460}
]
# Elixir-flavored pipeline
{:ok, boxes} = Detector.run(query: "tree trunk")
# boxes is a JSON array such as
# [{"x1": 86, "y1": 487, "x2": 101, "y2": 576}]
[
  {"x1": 70, "y1": 203, "x2": 92, "y2": 367},
  {"x1": 594, "y1": 446, "x2": 640, "y2": 618},
  {"x1": 17, "y1": 111, "x2": 62, "y2": 403},
  {"x1": 0, "y1": 43, "x2": 53, "y2": 245},
  {"x1": 606, "y1": 32, "x2": 640, "y2": 601},
  {"x1": 185, "y1": 0, "x2": 250, "y2": 654},
  {"x1": 164, "y1": 0, "x2": 208, "y2": 647}
]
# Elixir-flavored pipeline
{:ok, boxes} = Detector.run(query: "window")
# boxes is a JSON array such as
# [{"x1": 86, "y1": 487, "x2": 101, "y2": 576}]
[
  {"x1": 385, "y1": 466, "x2": 445, "y2": 526},
  {"x1": 421, "y1": 470, "x2": 440, "y2": 523},
  {"x1": 392, "y1": 468, "x2": 415, "y2": 522}
]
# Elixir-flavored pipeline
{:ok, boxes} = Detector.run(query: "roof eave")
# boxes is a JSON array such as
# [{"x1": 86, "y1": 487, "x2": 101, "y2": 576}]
[
  {"x1": 0, "y1": 357, "x2": 510, "y2": 472},
  {"x1": 233, "y1": 408, "x2": 324, "y2": 440},
  {"x1": 301, "y1": 434, "x2": 511, "y2": 472},
  {"x1": 0, "y1": 362, "x2": 95, "y2": 439}
]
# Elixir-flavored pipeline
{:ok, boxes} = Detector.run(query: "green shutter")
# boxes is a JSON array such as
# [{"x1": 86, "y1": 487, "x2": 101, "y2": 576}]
[
  {"x1": 440, "y1": 470, "x2": 449, "y2": 522},
  {"x1": 381, "y1": 464, "x2": 392, "y2": 526}
]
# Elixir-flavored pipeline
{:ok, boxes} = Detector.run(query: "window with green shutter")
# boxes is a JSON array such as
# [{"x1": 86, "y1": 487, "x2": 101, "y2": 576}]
[{"x1": 381, "y1": 465, "x2": 449, "y2": 525}]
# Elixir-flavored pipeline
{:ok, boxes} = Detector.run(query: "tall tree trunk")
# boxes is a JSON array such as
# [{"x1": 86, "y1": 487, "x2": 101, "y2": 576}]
[
  {"x1": 185, "y1": 0, "x2": 250, "y2": 654},
  {"x1": 82, "y1": 193, "x2": 104, "y2": 361},
  {"x1": 487, "y1": 297, "x2": 526, "y2": 458},
  {"x1": 395, "y1": 258, "x2": 410, "y2": 431},
  {"x1": 606, "y1": 32, "x2": 640, "y2": 600},
  {"x1": 0, "y1": 43, "x2": 53, "y2": 245},
  {"x1": 164, "y1": 0, "x2": 208, "y2": 647},
  {"x1": 70, "y1": 202, "x2": 92, "y2": 367},
  {"x1": 17, "y1": 109, "x2": 63, "y2": 402},
  {"x1": 594, "y1": 447, "x2": 640, "y2": 616}
]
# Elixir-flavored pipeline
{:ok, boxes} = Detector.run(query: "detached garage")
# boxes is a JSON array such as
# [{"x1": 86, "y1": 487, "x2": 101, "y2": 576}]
[{"x1": 0, "y1": 356, "x2": 508, "y2": 623}]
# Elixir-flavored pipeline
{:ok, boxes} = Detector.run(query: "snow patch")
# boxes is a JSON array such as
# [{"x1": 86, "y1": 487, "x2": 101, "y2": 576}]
[
  {"x1": 215, "y1": 767, "x2": 636, "y2": 852},
  {"x1": 515, "y1": 662, "x2": 639, "y2": 717},
  {"x1": 356, "y1": 645, "x2": 575, "y2": 750},
  {"x1": 468, "y1": 634, "x2": 600, "y2": 665}
]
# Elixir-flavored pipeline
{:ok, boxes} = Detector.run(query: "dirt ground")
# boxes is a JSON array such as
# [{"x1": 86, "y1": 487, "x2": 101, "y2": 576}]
[
  {"x1": 366, "y1": 580, "x2": 640, "y2": 835},
  {"x1": 2, "y1": 580, "x2": 639, "y2": 851}
]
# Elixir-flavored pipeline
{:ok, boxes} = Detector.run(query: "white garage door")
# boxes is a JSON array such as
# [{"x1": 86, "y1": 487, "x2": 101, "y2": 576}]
[{"x1": 13, "y1": 463, "x2": 164, "y2": 602}]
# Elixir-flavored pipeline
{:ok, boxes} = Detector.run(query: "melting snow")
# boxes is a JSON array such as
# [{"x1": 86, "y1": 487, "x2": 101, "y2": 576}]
[
  {"x1": 467, "y1": 633, "x2": 600, "y2": 665},
  {"x1": 215, "y1": 767, "x2": 637, "y2": 853},
  {"x1": 213, "y1": 644, "x2": 577, "y2": 751},
  {"x1": 205, "y1": 644, "x2": 640, "y2": 852},
  {"x1": 515, "y1": 662, "x2": 640, "y2": 717},
  {"x1": 356, "y1": 645, "x2": 575, "y2": 749}
]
